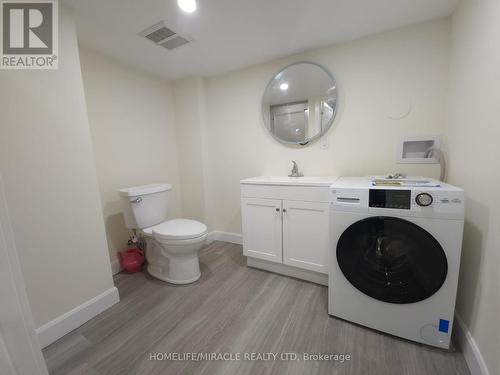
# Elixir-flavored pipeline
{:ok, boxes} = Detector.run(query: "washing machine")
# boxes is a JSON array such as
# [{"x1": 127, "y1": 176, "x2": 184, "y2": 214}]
[{"x1": 328, "y1": 177, "x2": 464, "y2": 348}]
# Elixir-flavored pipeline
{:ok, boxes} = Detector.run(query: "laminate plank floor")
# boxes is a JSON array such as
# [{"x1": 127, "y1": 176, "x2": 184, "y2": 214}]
[{"x1": 43, "y1": 241, "x2": 470, "y2": 375}]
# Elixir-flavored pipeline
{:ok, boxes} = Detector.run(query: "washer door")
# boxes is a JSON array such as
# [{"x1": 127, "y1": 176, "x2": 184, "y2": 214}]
[{"x1": 337, "y1": 216, "x2": 447, "y2": 304}]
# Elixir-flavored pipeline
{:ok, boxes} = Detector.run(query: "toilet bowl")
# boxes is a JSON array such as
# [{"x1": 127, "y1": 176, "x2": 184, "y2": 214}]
[{"x1": 142, "y1": 219, "x2": 207, "y2": 284}]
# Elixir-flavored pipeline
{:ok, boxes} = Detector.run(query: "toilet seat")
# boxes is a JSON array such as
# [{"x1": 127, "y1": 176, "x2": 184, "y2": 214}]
[{"x1": 143, "y1": 219, "x2": 207, "y2": 241}]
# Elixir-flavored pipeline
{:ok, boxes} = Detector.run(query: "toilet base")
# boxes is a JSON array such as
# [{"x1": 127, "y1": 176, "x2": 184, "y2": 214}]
[
  {"x1": 148, "y1": 265, "x2": 201, "y2": 284},
  {"x1": 143, "y1": 235, "x2": 205, "y2": 285}
]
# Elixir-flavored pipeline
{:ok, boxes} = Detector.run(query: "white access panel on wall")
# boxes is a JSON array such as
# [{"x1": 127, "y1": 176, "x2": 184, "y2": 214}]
[{"x1": 397, "y1": 136, "x2": 441, "y2": 164}]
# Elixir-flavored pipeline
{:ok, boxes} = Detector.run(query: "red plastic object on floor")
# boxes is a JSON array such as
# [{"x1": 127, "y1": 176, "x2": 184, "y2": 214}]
[{"x1": 119, "y1": 248, "x2": 144, "y2": 273}]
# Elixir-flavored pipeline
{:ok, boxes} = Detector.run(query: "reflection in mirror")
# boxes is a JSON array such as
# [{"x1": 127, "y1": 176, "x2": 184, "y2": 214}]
[{"x1": 262, "y1": 62, "x2": 338, "y2": 145}]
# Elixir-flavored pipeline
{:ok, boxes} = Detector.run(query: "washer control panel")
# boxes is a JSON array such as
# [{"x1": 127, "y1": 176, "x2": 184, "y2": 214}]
[
  {"x1": 361, "y1": 188, "x2": 464, "y2": 218},
  {"x1": 331, "y1": 177, "x2": 465, "y2": 219}
]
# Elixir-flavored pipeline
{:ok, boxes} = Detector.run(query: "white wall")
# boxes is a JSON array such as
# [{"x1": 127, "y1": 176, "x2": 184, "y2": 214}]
[
  {"x1": 445, "y1": 1, "x2": 500, "y2": 374},
  {"x1": 79, "y1": 47, "x2": 183, "y2": 267},
  {"x1": 0, "y1": 8, "x2": 114, "y2": 327},
  {"x1": 202, "y1": 19, "x2": 450, "y2": 233}
]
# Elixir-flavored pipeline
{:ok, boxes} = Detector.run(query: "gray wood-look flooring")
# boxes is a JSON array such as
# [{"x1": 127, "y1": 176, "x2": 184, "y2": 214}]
[{"x1": 43, "y1": 241, "x2": 470, "y2": 375}]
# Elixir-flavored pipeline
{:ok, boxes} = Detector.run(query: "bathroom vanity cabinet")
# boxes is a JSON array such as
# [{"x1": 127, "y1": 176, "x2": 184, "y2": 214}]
[{"x1": 240, "y1": 176, "x2": 337, "y2": 285}]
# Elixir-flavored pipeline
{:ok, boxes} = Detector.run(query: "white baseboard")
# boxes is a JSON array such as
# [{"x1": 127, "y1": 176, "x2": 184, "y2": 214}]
[
  {"x1": 206, "y1": 230, "x2": 243, "y2": 245},
  {"x1": 454, "y1": 313, "x2": 490, "y2": 375},
  {"x1": 36, "y1": 286, "x2": 120, "y2": 348},
  {"x1": 247, "y1": 257, "x2": 328, "y2": 286},
  {"x1": 110, "y1": 257, "x2": 122, "y2": 275}
]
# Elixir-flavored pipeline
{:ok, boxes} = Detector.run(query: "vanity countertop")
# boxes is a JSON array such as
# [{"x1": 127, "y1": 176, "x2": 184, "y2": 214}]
[{"x1": 240, "y1": 176, "x2": 338, "y2": 187}]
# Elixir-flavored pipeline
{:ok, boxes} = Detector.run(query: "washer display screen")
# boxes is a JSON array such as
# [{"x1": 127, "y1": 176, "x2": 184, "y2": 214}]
[
  {"x1": 337, "y1": 216, "x2": 448, "y2": 304},
  {"x1": 369, "y1": 189, "x2": 411, "y2": 209}
]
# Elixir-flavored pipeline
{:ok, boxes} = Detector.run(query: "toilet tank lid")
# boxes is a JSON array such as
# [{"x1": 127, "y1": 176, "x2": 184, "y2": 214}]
[{"x1": 118, "y1": 184, "x2": 172, "y2": 197}]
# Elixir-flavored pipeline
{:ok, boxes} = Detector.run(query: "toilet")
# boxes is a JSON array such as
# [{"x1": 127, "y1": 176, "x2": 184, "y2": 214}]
[{"x1": 119, "y1": 184, "x2": 207, "y2": 284}]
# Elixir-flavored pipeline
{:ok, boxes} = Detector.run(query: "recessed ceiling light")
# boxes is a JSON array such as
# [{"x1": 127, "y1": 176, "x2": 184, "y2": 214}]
[
  {"x1": 178, "y1": 0, "x2": 197, "y2": 13},
  {"x1": 280, "y1": 83, "x2": 289, "y2": 91}
]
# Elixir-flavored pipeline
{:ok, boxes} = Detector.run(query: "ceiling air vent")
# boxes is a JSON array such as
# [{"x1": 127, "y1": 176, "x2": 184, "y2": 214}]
[
  {"x1": 139, "y1": 21, "x2": 192, "y2": 51},
  {"x1": 160, "y1": 35, "x2": 190, "y2": 50}
]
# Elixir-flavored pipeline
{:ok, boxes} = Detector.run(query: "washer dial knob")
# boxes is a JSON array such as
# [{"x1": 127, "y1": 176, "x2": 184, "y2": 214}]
[{"x1": 415, "y1": 193, "x2": 433, "y2": 207}]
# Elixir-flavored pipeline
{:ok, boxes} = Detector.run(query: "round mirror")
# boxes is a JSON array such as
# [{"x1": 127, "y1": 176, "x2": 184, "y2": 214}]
[{"x1": 262, "y1": 62, "x2": 338, "y2": 145}]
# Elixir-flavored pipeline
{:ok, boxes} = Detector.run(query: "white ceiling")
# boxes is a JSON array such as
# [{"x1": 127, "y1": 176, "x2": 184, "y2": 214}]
[{"x1": 63, "y1": 0, "x2": 458, "y2": 80}]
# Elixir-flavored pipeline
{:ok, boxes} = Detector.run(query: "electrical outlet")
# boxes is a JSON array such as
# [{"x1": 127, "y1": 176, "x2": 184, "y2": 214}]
[{"x1": 320, "y1": 135, "x2": 328, "y2": 150}]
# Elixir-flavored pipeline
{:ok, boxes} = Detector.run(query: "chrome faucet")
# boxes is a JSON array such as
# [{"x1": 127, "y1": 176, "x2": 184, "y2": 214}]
[{"x1": 288, "y1": 161, "x2": 304, "y2": 177}]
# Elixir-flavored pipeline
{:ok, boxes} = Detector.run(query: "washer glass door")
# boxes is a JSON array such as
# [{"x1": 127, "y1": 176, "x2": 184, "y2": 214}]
[{"x1": 337, "y1": 216, "x2": 447, "y2": 304}]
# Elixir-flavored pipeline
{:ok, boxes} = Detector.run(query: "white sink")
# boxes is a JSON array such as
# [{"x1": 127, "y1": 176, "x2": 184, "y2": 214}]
[{"x1": 240, "y1": 176, "x2": 338, "y2": 187}]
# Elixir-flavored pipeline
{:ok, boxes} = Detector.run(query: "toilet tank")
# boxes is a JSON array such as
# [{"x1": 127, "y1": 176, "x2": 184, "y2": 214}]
[{"x1": 118, "y1": 184, "x2": 172, "y2": 229}]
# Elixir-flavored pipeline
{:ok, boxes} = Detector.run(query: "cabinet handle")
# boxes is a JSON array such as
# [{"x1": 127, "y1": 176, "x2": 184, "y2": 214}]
[
  {"x1": 282, "y1": 208, "x2": 287, "y2": 213},
  {"x1": 276, "y1": 208, "x2": 280, "y2": 212}
]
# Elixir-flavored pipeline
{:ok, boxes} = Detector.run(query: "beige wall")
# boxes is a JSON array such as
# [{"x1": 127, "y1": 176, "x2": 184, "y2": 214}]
[
  {"x1": 79, "y1": 47, "x2": 183, "y2": 265},
  {"x1": 173, "y1": 77, "x2": 209, "y2": 225},
  {"x1": 0, "y1": 8, "x2": 114, "y2": 327},
  {"x1": 202, "y1": 19, "x2": 450, "y2": 233},
  {"x1": 445, "y1": 1, "x2": 500, "y2": 373}
]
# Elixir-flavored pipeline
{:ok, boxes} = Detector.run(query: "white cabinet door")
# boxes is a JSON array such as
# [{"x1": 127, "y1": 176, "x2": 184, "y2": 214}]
[
  {"x1": 282, "y1": 200, "x2": 330, "y2": 274},
  {"x1": 241, "y1": 198, "x2": 283, "y2": 263}
]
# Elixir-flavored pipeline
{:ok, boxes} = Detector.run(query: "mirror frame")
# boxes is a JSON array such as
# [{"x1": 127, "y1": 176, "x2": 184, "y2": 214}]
[{"x1": 261, "y1": 61, "x2": 338, "y2": 146}]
